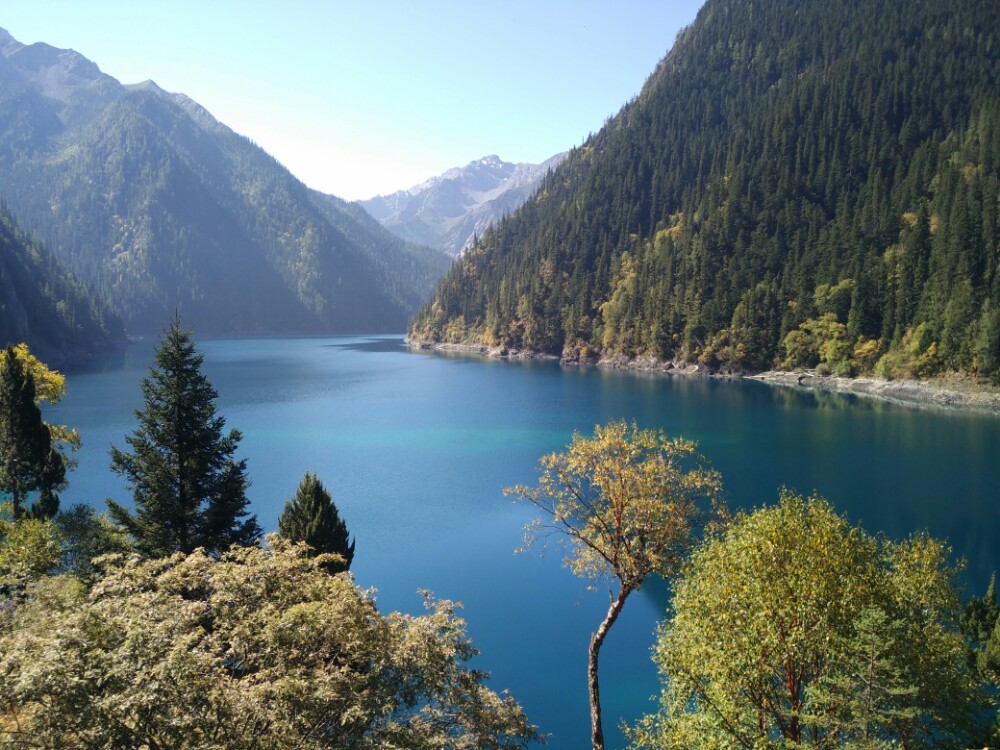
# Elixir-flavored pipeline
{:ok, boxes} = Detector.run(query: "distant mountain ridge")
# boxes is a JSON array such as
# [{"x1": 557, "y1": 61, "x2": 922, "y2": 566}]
[
  {"x1": 0, "y1": 27, "x2": 449, "y2": 336},
  {"x1": 361, "y1": 153, "x2": 566, "y2": 257}
]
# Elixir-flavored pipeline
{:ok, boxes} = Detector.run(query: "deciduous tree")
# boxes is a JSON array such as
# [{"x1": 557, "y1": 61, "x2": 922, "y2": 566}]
[
  {"x1": 0, "y1": 505, "x2": 61, "y2": 591},
  {"x1": 630, "y1": 491, "x2": 981, "y2": 750},
  {"x1": 507, "y1": 420, "x2": 723, "y2": 750},
  {"x1": 0, "y1": 538, "x2": 538, "y2": 750}
]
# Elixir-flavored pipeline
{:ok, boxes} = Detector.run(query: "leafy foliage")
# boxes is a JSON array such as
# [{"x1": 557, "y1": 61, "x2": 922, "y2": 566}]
[
  {"x1": 107, "y1": 318, "x2": 260, "y2": 556},
  {"x1": 0, "y1": 539, "x2": 538, "y2": 750},
  {"x1": 630, "y1": 491, "x2": 982, "y2": 749},
  {"x1": 508, "y1": 421, "x2": 723, "y2": 590},
  {"x1": 0, "y1": 506, "x2": 61, "y2": 591},
  {"x1": 0, "y1": 346, "x2": 65, "y2": 519},
  {"x1": 507, "y1": 420, "x2": 722, "y2": 750},
  {"x1": 412, "y1": 0, "x2": 1000, "y2": 381},
  {"x1": 278, "y1": 471, "x2": 355, "y2": 573}
]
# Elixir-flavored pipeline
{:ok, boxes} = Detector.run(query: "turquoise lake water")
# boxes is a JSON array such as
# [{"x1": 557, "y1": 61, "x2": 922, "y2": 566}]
[{"x1": 48, "y1": 334, "x2": 1000, "y2": 749}]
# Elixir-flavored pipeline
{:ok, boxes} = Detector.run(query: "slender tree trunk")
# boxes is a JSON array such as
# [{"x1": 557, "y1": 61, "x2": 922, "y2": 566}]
[
  {"x1": 588, "y1": 585, "x2": 632, "y2": 750},
  {"x1": 10, "y1": 484, "x2": 22, "y2": 520}
]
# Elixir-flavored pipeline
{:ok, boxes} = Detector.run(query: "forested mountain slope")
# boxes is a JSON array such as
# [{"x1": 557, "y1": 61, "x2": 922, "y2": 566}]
[
  {"x1": 411, "y1": 0, "x2": 1000, "y2": 380},
  {"x1": 0, "y1": 29, "x2": 449, "y2": 335},
  {"x1": 0, "y1": 205, "x2": 123, "y2": 364}
]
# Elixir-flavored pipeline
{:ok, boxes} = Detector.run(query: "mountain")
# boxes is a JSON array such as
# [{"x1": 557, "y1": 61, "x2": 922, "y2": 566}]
[
  {"x1": 361, "y1": 153, "x2": 566, "y2": 257},
  {"x1": 411, "y1": 0, "x2": 1000, "y2": 382},
  {"x1": 0, "y1": 205, "x2": 124, "y2": 365},
  {"x1": 0, "y1": 28, "x2": 450, "y2": 336}
]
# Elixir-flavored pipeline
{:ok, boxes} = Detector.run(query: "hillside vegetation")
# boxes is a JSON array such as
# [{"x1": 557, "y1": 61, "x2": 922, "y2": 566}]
[
  {"x1": 0, "y1": 205, "x2": 122, "y2": 362},
  {"x1": 0, "y1": 30, "x2": 449, "y2": 335},
  {"x1": 411, "y1": 0, "x2": 1000, "y2": 381}
]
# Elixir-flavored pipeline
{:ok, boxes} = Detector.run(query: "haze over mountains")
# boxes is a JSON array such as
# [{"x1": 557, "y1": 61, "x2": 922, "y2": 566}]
[
  {"x1": 0, "y1": 27, "x2": 450, "y2": 338},
  {"x1": 361, "y1": 153, "x2": 567, "y2": 257},
  {"x1": 413, "y1": 0, "x2": 1000, "y2": 382},
  {"x1": 0, "y1": 206, "x2": 123, "y2": 364}
]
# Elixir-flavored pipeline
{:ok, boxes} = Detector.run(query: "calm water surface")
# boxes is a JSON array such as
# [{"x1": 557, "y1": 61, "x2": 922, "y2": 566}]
[{"x1": 50, "y1": 335, "x2": 1000, "y2": 750}]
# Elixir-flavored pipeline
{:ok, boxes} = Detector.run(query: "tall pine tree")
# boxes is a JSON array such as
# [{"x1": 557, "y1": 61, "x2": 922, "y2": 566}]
[
  {"x1": 0, "y1": 346, "x2": 65, "y2": 520},
  {"x1": 107, "y1": 318, "x2": 260, "y2": 557},
  {"x1": 278, "y1": 471, "x2": 354, "y2": 573}
]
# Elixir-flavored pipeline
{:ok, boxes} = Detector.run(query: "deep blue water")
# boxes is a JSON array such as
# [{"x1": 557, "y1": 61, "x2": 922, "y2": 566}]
[{"x1": 49, "y1": 335, "x2": 1000, "y2": 749}]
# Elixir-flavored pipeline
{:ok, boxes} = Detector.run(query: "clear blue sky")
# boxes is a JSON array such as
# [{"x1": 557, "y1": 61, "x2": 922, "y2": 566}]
[{"x1": 2, "y1": 1, "x2": 704, "y2": 200}]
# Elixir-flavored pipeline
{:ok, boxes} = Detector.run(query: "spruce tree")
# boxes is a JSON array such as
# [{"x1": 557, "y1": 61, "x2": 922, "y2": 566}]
[
  {"x1": 0, "y1": 346, "x2": 64, "y2": 520},
  {"x1": 278, "y1": 471, "x2": 354, "y2": 573},
  {"x1": 107, "y1": 318, "x2": 260, "y2": 557}
]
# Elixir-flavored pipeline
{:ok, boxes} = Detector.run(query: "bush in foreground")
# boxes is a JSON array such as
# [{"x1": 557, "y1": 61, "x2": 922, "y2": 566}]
[{"x1": 0, "y1": 537, "x2": 537, "y2": 750}]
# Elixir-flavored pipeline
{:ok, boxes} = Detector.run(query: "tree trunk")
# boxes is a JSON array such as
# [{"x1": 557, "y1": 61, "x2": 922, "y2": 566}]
[{"x1": 588, "y1": 586, "x2": 632, "y2": 750}]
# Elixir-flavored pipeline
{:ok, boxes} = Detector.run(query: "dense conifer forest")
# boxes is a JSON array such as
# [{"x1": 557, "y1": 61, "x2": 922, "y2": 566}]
[
  {"x1": 411, "y1": 0, "x2": 1000, "y2": 381},
  {"x1": 0, "y1": 206, "x2": 122, "y2": 362}
]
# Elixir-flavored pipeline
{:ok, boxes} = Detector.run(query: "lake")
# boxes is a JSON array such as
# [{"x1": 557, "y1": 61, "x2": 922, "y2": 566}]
[{"x1": 49, "y1": 334, "x2": 1000, "y2": 750}]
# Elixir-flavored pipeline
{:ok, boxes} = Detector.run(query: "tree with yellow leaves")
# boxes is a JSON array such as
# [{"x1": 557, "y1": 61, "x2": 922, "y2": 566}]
[
  {"x1": 2, "y1": 343, "x2": 80, "y2": 450},
  {"x1": 0, "y1": 346, "x2": 68, "y2": 519},
  {"x1": 507, "y1": 420, "x2": 723, "y2": 750}
]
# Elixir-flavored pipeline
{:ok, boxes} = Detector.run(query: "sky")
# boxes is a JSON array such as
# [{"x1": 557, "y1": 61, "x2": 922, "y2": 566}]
[{"x1": 1, "y1": 1, "x2": 704, "y2": 201}]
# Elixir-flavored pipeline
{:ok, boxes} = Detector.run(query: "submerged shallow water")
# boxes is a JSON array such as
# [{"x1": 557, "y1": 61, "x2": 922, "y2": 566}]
[{"x1": 49, "y1": 334, "x2": 1000, "y2": 749}]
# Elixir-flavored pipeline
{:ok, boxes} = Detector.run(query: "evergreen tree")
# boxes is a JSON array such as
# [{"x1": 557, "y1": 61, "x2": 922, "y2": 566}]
[
  {"x1": 278, "y1": 471, "x2": 354, "y2": 573},
  {"x1": 107, "y1": 318, "x2": 260, "y2": 557},
  {"x1": 962, "y1": 573, "x2": 1000, "y2": 664},
  {"x1": 0, "y1": 346, "x2": 64, "y2": 520}
]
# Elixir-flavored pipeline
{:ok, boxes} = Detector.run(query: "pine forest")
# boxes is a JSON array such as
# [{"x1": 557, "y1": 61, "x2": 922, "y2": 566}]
[{"x1": 411, "y1": 0, "x2": 1000, "y2": 381}]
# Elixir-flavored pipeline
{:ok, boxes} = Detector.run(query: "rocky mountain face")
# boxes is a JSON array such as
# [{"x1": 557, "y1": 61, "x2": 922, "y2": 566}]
[
  {"x1": 361, "y1": 153, "x2": 566, "y2": 257},
  {"x1": 0, "y1": 28, "x2": 450, "y2": 336}
]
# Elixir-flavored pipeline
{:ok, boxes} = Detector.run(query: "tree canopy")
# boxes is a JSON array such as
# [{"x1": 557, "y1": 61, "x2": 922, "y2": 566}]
[
  {"x1": 507, "y1": 420, "x2": 723, "y2": 750},
  {"x1": 278, "y1": 471, "x2": 355, "y2": 573},
  {"x1": 107, "y1": 318, "x2": 260, "y2": 556},
  {"x1": 630, "y1": 490, "x2": 981, "y2": 749},
  {"x1": 0, "y1": 538, "x2": 538, "y2": 749}
]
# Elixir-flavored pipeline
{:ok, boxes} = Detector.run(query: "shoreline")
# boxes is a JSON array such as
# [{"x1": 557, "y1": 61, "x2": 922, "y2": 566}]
[{"x1": 407, "y1": 340, "x2": 1000, "y2": 415}]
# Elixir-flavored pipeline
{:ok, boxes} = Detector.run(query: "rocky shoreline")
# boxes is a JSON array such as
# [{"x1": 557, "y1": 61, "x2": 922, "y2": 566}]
[
  {"x1": 407, "y1": 340, "x2": 1000, "y2": 415},
  {"x1": 746, "y1": 370, "x2": 1000, "y2": 414}
]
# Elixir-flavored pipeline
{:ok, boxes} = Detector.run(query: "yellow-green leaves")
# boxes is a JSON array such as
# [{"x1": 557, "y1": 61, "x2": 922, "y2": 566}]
[
  {"x1": 0, "y1": 508, "x2": 61, "y2": 588},
  {"x1": 0, "y1": 538, "x2": 538, "y2": 749},
  {"x1": 508, "y1": 420, "x2": 723, "y2": 594},
  {"x1": 509, "y1": 420, "x2": 723, "y2": 750},
  {"x1": 631, "y1": 491, "x2": 979, "y2": 750},
  {"x1": 2, "y1": 342, "x2": 80, "y2": 451}
]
